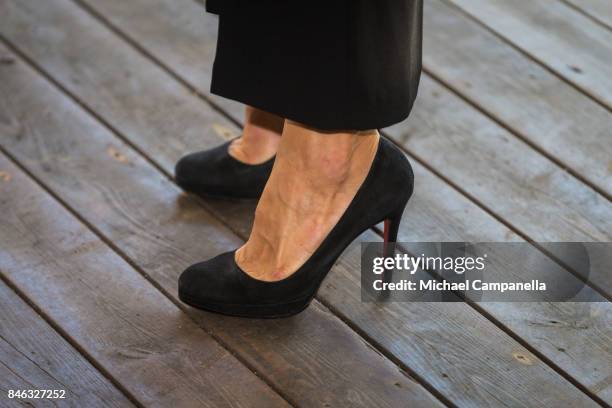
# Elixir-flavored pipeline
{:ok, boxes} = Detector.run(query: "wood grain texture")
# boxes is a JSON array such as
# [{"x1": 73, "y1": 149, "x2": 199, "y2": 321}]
[
  {"x1": 3, "y1": 0, "x2": 608, "y2": 405},
  {"x1": 562, "y1": 0, "x2": 612, "y2": 30},
  {"x1": 444, "y1": 0, "x2": 612, "y2": 110},
  {"x1": 385, "y1": 70, "x2": 612, "y2": 303},
  {"x1": 0, "y1": 156, "x2": 288, "y2": 408},
  {"x1": 0, "y1": 281, "x2": 134, "y2": 408},
  {"x1": 85, "y1": 0, "x2": 242, "y2": 120},
  {"x1": 386, "y1": 75, "x2": 612, "y2": 243},
  {"x1": 423, "y1": 0, "x2": 612, "y2": 197},
  {"x1": 0, "y1": 39, "x2": 443, "y2": 408}
]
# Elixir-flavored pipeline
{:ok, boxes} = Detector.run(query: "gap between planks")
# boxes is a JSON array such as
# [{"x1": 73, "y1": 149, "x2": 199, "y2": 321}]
[
  {"x1": 558, "y1": 0, "x2": 612, "y2": 33},
  {"x1": 0, "y1": 277, "x2": 139, "y2": 407},
  {"x1": 422, "y1": 66, "x2": 611, "y2": 203},
  {"x1": 437, "y1": 0, "x2": 612, "y2": 114},
  {"x1": 0, "y1": 253, "x2": 144, "y2": 408},
  {"x1": 72, "y1": 0, "x2": 242, "y2": 130}
]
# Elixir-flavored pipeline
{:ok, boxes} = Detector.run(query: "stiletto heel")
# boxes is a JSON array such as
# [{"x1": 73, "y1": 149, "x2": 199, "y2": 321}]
[
  {"x1": 383, "y1": 208, "x2": 404, "y2": 257},
  {"x1": 179, "y1": 137, "x2": 414, "y2": 318},
  {"x1": 381, "y1": 207, "x2": 406, "y2": 298}
]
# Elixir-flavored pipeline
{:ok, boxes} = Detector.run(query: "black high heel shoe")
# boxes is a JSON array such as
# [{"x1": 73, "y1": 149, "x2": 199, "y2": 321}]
[
  {"x1": 178, "y1": 137, "x2": 413, "y2": 318},
  {"x1": 174, "y1": 140, "x2": 274, "y2": 200}
]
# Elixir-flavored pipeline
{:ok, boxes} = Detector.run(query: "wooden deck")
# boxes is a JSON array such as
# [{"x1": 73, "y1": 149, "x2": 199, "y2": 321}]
[{"x1": 0, "y1": 0, "x2": 610, "y2": 406}]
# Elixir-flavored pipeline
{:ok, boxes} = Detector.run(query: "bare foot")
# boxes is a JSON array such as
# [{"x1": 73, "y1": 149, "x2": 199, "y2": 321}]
[
  {"x1": 235, "y1": 120, "x2": 380, "y2": 281},
  {"x1": 228, "y1": 106, "x2": 283, "y2": 164}
]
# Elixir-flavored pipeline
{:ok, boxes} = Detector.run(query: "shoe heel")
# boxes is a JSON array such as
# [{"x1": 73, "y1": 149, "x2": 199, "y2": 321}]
[
  {"x1": 383, "y1": 207, "x2": 404, "y2": 257},
  {"x1": 380, "y1": 207, "x2": 404, "y2": 299}
]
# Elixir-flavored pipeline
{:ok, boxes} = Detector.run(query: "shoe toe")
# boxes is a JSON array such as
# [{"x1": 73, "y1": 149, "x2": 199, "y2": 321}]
[
  {"x1": 178, "y1": 252, "x2": 238, "y2": 305},
  {"x1": 178, "y1": 261, "x2": 199, "y2": 297},
  {"x1": 174, "y1": 153, "x2": 201, "y2": 189},
  {"x1": 174, "y1": 145, "x2": 232, "y2": 195}
]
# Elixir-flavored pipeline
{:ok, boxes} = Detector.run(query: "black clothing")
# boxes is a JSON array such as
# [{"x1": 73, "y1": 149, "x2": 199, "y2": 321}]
[{"x1": 207, "y1": 0, "x2": 422, "y2": 130}]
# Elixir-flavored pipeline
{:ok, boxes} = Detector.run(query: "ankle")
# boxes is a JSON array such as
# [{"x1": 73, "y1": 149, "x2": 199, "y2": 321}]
[
  {"x1": 229, "y1": 124, "x2": 281, "y2": 164},
  {"x1": 242, "y1": 123, "x2": 282, "y2": 147},
  {"x1": 242, "y1": 106, "x2": 283, "y2": 150},
  {"x1": 228, "y1": 106, "x2": 283, "y2": 164},
  {"x1": 280, "y1": 121, "x2": 379, "y2": 185}
]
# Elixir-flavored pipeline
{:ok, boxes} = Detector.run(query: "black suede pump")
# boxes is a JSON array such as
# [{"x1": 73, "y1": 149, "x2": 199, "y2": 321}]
[
  {"x1": 174, "y1": 140, "x2": 274, "y2": 200},
  {"x1": 178, "y1": 137, "x2": 413, "y2": 318}
]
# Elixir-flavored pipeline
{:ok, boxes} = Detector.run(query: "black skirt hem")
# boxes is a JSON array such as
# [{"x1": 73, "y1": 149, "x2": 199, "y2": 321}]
[
  {"x1": 209, "y1": 0, "x2": 422, "y2": 131},
  {"x1": 210, "y1": 80, "x2": 418, "y2": 131}
]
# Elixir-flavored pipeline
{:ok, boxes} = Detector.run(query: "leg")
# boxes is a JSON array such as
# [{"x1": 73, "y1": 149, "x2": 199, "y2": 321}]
[
  {"x1": 229, "y1": 106, "x2": 283, "y2": 164},
  {"x1": 179, "y1": 1, "x2": 422, "y2": 315},
  {"x1": 235, "y1": 120, "x2": 379, "y2": 281}
]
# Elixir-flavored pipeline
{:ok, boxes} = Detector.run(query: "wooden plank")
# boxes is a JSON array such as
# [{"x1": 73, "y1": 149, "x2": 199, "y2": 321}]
[
  {"x1": 2, "y1": 1, "x2": 609, "y2": 406},
  {"x1": 423, "y1": 0, "x2": 612, "y2": 198},
  {"x1": 0, "y1": 158, "x2": 288, "y2": 408},
  {"x1": 444, "y1": 0, "x2": 612, "y2": 110},
  {"x1": 0, "y1": 281, "x2": 134, "y2": 408},
  {"x1": 561, "y1": 0, "x2": 612, "y2": 31},
  {"x1": 0, "y1": 42, "x2": 444, "y2": 408}
]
